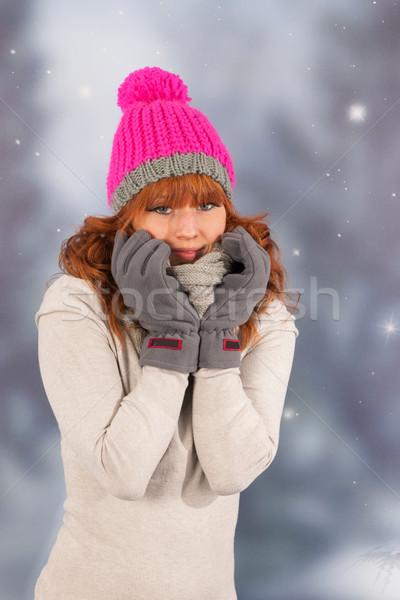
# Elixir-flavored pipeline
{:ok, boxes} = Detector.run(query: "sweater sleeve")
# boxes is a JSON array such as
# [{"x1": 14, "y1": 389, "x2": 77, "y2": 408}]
[
  {"x1": 191, "y1": 298, "x2": 298, "y2": 496},
  {"x1": 35, "y1": 276, "x2": 189, "y2": 501}
]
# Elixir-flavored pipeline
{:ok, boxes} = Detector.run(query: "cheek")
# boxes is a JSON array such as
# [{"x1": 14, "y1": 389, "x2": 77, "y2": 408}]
[
  {"x1": 208, "y1": 209, "x2": 227, "y2": 239},
  {"x1": 135, "y1": 214, "x2": 167, "y2": 240}
]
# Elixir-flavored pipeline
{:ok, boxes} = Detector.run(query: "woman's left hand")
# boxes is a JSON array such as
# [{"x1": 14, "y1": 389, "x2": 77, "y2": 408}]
[{"x1": 198, "y1": 226, "x2": 271, "y2": 369}]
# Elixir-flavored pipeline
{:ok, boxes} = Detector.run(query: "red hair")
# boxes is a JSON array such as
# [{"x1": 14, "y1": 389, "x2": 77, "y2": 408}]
[{"x1": 48, "y1": 174, "x2": 299, "y2": 350}]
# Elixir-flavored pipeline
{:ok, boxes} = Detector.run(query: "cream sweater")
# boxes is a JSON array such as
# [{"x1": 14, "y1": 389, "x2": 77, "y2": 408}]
[{"x1": 34, "y1": 274, "x2": 298, "y2": 600}]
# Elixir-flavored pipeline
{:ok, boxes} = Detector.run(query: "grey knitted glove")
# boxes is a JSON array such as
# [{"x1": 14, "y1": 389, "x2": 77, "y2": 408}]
[
  {"x1": 198, "y1": 226, "x2": 271, "y2": 369},
  {"x1": 111, "y1": 229, "x2": 200, "y2": 373}
]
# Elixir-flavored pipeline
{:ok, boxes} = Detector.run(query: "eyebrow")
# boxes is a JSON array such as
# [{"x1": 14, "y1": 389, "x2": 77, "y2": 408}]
[{"x1": 147, "y1": 195, "x2": 168, "y2": 207}]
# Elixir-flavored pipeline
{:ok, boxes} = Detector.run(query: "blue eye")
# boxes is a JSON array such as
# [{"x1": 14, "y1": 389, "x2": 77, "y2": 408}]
[
  {"x1": 199, "y1": 202, "x2": 219, "y2": 211},
  {"x1": 151, "y1": 206, "x2": 172, "y2": 215}
]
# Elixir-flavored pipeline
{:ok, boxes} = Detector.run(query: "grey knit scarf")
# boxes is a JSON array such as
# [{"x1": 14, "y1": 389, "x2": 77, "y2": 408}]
[{"x1": 121, "y1": 242, "x2": 235, "y2": 356}]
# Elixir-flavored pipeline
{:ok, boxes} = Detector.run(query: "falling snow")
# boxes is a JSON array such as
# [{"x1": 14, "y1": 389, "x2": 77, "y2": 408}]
[{"x1": 348, "y1": 104, "x2": 367, "y2": 121}]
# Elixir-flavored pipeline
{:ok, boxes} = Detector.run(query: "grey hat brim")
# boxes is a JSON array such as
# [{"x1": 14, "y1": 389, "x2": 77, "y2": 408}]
[{"x1": 111, "y1": 152, "x2": 232, "y2": 215}]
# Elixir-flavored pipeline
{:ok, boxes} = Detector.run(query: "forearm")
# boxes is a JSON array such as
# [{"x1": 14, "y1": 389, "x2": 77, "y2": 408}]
[
  {"x1": 91, "y1": 366, "x2": 189, "y2": 499},
  {"x1": 192, "y1": 368, "x2": 275, "y2": 496},
  {"x1": 192, "y1": 325, "x2": 297, "y2": 495}
]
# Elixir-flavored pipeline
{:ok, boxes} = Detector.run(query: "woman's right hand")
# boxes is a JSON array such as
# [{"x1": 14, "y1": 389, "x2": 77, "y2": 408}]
[{"x1": 111, "y1": 229, "x2": 200, "y2": 373}]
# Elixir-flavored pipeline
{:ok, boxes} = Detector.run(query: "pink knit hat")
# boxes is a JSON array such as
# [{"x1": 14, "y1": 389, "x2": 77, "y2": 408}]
[{"x1": 106, "y1": 67, "x2": 235, "y2": 214}]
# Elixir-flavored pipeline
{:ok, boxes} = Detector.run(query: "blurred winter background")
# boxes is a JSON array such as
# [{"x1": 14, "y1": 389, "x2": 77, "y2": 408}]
[{"x1": 1, "y1": 0, "x2": 400, "y2": 598}]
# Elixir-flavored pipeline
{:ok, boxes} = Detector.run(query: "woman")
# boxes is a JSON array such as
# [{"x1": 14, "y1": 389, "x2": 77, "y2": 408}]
[{"x1": 34, "y1": 67, "x2": 299, "y2": 600}]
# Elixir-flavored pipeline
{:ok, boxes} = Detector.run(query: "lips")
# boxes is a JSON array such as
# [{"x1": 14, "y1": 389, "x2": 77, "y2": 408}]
[{"x1": 171, "y1": 247, "x2": 204, "y2": 260}]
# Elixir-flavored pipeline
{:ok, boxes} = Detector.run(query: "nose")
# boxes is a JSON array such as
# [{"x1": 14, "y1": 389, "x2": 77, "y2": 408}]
[{"x1": 174, "y1": 209, "x2": 199, "y2": 238}]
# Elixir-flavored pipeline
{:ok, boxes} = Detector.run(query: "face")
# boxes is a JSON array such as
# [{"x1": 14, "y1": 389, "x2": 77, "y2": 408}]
[{"x1": 134, "y1": 191, "x2": 227, "y2": 266}]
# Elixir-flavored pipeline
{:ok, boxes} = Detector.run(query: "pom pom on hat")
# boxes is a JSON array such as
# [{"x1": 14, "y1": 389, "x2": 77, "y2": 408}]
[{"x1": 117, "y1": 66, "x2": 191, "y2": 112}]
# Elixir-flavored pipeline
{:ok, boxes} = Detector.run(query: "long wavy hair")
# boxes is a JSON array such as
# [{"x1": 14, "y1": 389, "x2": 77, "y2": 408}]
[{"x1": 48, "y1": 174, "x2": 299, "y2": 350}]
